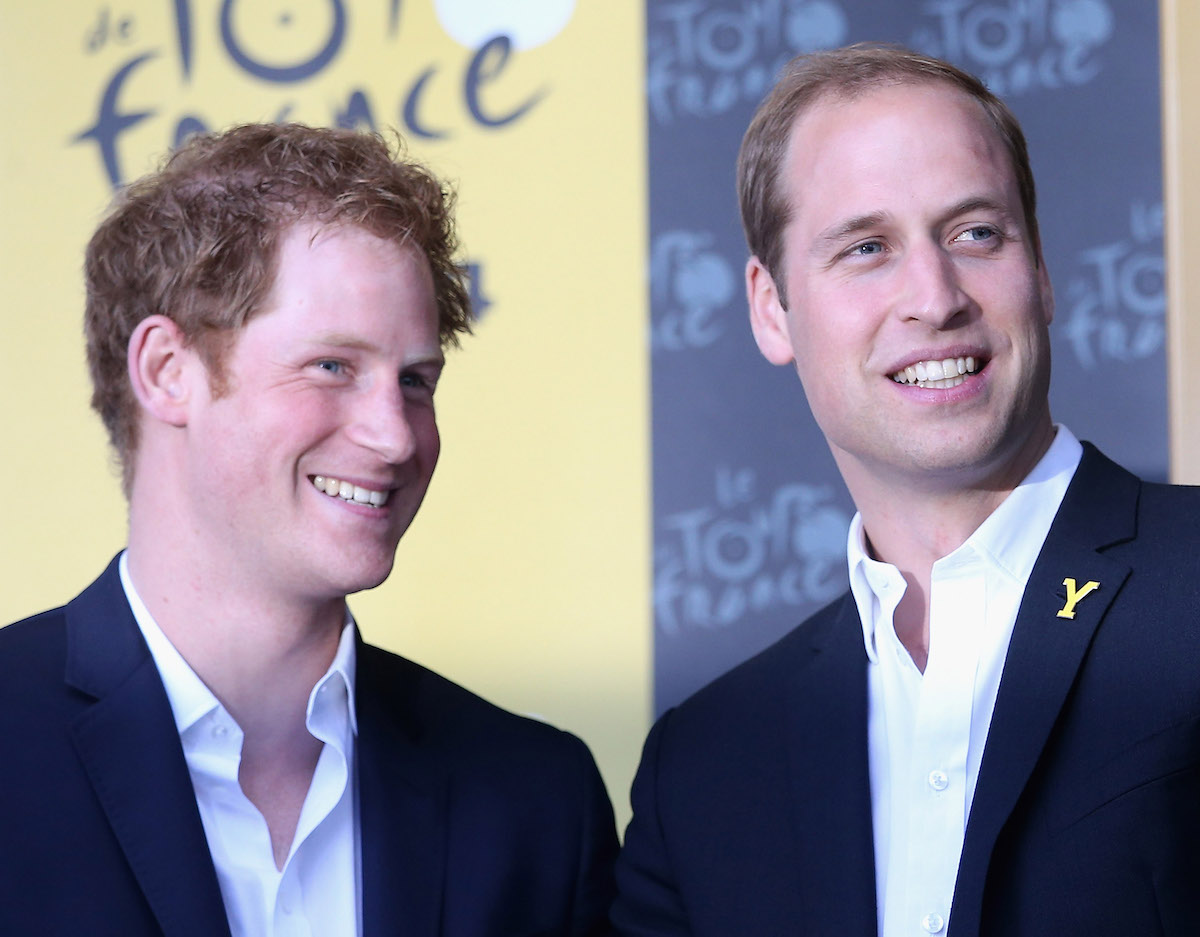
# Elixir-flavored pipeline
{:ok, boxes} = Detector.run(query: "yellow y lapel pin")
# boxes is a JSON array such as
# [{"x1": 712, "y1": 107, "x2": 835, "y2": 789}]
[{"x1": 1057, "y1": 578, "x2": 1101, "y2": 619}]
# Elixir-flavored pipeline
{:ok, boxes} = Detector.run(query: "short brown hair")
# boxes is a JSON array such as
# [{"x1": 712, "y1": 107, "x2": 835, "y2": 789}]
[
  {"x1": 737, "y1": 43, "x2": 1040, "y2": 298},
  {"x1": 85, "y1": 122, "x2": 471, "y2": 493}
]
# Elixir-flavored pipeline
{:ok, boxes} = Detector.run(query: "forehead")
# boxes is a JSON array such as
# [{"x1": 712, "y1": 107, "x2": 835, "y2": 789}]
[
  {"x1": 272, "y1": 219, "x2": 419, "y2": 274},
  {"x1": 232, "y1": 221, "x2": 438, "y2": 346},
  {"x1": 780, "y1": 81, "x2": 1018, "y2": 232},
  {"x1": 272, "y1": 221, "x2": 433, "y2": 295}
]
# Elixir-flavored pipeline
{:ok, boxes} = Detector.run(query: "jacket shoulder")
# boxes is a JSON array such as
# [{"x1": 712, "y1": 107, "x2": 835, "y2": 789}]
[
  {"x1": 1136, "y1": 477, "x2": 1200, "y2": 526},
  {"x1": 357, "y1": 641, "x2": 597, "y2": 770},
  {"x1": 0, "y1": 605, "x2": 69, "y2": 689},
  {"x1": 662, "y1": 593, "x2": 852, "y2": 736},
  {"x1": 1077, "y1": 443, "x2": 1200, "y2": 559}
]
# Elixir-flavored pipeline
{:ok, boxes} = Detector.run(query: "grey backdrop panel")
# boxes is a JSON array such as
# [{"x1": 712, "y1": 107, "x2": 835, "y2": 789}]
[{"x1": 648, "y1": 0, "x2": 1164, "y2": 714}]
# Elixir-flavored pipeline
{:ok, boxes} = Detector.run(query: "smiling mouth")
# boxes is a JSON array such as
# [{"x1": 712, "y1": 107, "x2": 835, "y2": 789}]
[
  {"x1": 311, "y1": 475, "x2": 390, "y2": 508},
  {"x1": 891, "y1": 356, "x2": 981, "y2": 390}
]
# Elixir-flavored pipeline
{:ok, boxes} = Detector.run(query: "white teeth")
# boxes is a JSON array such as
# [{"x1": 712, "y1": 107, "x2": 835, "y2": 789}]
[
  {"x1": 311, "y1": 475, "x2": 389, "y2": 507},
  {"x1": 921, "y1": 375, "x2": 965, "y2": 390},
  {"x1": 890, "y1": 356, "x2": 981, "y2": 388}
]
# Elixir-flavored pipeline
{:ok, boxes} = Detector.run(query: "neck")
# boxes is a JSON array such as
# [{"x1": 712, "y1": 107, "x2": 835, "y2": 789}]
[
  {"x1": 856, "y1": 483, "x2": 1014, "y2": 573},
  {"x1": 126, "y1": 507, "x2": 345, "y2": 733},
  {"x1": 839, "y1": 422, "x2": 1056, "y2": 671},
  {"x1": 125, "y1": 459, "x2": 349, "y2": 871},
  {"x1": 842, "y1": 421, "x2": 1056, "y2": 570}
]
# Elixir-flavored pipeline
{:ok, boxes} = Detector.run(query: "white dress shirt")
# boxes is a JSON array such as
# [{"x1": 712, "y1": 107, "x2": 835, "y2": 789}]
[
  {"x1": 119, "y1": 553, "x2": 361, "y2": 937},
  {"x1": 848, "y1": 427, "x2": 1082, "y2": 937}
]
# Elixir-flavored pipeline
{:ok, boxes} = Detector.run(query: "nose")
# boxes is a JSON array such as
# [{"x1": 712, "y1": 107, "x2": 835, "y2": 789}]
[
  {"x1": 896, "y1": 243, "x2": 970, "y2": 329},
  {"x1": 346, "y1": 382, "x2": 423, "y2": 465}
]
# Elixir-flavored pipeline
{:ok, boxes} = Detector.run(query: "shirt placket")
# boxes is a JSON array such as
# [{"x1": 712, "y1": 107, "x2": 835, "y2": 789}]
[{"x1": 902, "y1": 556, "x2": 982, "y2": 936}]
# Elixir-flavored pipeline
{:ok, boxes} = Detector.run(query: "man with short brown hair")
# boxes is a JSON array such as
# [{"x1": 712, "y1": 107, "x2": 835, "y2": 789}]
[{"x1": 614, "y1": 44, "x2": 1200, "y2": 936}]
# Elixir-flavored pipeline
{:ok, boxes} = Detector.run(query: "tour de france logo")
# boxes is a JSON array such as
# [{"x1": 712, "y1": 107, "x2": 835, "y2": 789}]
[
  {"x1": 911, "y1": 0, "x2": 1115, "y2": 96},
  {"x1": 650, "y1": 230, "x2": 737, "y2": 354},
  {"x1": 655, "y1": 467, "x2": 850, "y2": 634},
  {"x1": 74, "y1": 0, "x2": 576, "y2": 187},
  {"x1": 1062, "y1": 199, "x2": 1164, "y2": 370},
  {"x1": 648, "y1": 0, "x2": 850, "y2": 123}
]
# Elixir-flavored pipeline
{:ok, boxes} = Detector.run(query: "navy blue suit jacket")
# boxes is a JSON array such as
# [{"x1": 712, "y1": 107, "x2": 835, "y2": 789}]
[
  {"x1": 613, "y1": 444, "x2": 1200, "y2": 935},
  {"x1": 0, "y1": 557, "x2": 617, "y2": 936}
]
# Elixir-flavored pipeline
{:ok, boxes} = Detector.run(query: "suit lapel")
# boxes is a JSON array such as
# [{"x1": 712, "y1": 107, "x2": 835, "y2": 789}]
[
  {"x1": 784, "y1": 597, "x2": 878, "y2": 936},
  {"x1": 356, "y1": 643, "x2": 448, "y2": 937},
  {"x1": 66, "y1": 557, "x2": 232, "y2": 937},
  {"x1": 951, "y1": 446, "x2": 1137, "y2": 934}
]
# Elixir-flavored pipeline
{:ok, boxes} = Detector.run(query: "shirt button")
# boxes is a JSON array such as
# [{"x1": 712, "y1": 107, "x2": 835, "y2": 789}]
[
  {"x1": 922, "y1": 912, "x2": 945, "y2": 933},
  {"x1": 928, "y1": 769, "x2": 949, "y2": 791},
  {"x1": 212, "y1": 724, "x2": 228, "y2": 739}
]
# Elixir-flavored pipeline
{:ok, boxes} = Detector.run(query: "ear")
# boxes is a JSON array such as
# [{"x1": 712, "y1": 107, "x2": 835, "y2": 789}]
[
  {"x1": 127, "y1": 315, "x2": 195, "y2": 427},
  {"x1": 1036, "y1": 252, "x2": 1054, "y2": 325},
  {"x1": 746, "y1": 256, "x2": 795, "y2": 366}
]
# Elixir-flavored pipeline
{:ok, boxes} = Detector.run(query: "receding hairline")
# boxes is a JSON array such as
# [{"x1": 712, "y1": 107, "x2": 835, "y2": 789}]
[
  {"x1": 769, "y1": 76, "x2": 1035, "y2": 273},
  {"x1": 779, "y1": 74, "x2": 1023, "y2": 185}
]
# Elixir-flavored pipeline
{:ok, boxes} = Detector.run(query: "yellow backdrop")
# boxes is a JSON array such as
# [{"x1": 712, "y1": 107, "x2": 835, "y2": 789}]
[{"x1": 0, "y1": 1, "x2": 648, "y2": 825}]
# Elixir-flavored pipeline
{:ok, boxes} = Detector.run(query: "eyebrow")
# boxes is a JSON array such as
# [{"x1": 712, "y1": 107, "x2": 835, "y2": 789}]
[
  {"x1": 309, "y1": 333, "x2": 377, "y2": 352},
  {"x1": 938, "y1": 196, "x2": 1018, "y2": 226},
  {"x1": 812, "y1": 212, "x2": 889, "y2": 254},
  {"x1": 308, "y1": 332, "x2": 445, "y2": 366}
]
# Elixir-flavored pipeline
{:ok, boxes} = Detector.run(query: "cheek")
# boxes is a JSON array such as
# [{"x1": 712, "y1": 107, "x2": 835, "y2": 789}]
[
  {"x1": 783, "y1": 277, "x2": 882, "y2": 390},
  {"x1": 790, "y1": 335, "x2": 848, "y2": 426},
  {"x1": 791, "y1": 308, "x2": 868, "y2": 375},
  {"x1": 277, "y1": 392, "x2": 345, "y2": 433},
  {"x1": 996, "y1": 282, "x2": 1052, "y2": 345},
  {"x1": 417, "y1": 413, "x2": 441, "y2": 467}
]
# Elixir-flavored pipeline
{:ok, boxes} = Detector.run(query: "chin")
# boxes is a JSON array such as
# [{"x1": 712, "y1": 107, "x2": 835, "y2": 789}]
[
  {"x1": 313, "y1": 552, "x2": 399, "y2": 599},
  {"x1": 345, "y1": 563, "x2": 398, "y2": 596}
]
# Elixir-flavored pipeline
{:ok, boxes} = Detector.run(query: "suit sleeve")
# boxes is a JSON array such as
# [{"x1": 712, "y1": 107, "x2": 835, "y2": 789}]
[{"x1": 610, "y1": 711, "x2": 692, "y2": 936}]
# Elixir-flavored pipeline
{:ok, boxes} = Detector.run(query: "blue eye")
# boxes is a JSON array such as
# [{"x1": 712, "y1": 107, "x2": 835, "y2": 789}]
[
  {"x1": 854, "y1": 241, "x2": 884, "y2": 255},
  {"x1": 956, "y1": 226, "x2": 997, "y2": 242},
  {"x1": 314, "y1": 360, "x2": 346, "y2": 375}
]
